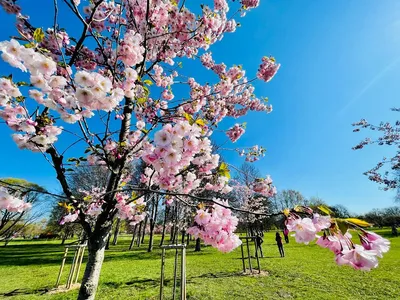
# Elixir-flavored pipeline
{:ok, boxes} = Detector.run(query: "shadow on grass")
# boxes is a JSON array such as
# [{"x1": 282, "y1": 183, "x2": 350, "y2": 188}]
[
  {"x1": 0, "y1": 239, "x2": 198, "y2": 266},
  {"x1": 0, "y1": 287, "x2": 50, "y2": 297}
]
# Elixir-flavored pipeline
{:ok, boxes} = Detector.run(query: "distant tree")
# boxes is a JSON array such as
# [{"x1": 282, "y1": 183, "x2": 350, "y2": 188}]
[
  {"x1": 271, "y1": 190, "x2": 306, "y2": 213},
  {"x1": 360, "y1": 206, "x2": 400, "y2": 227},
  {"x1": 330, "y1": 204, "x2": 352, "y2": 218},
  {"x1": 305, "y1": 196, "x2": 326, "y2": 207},
  {"x1": 0, "y1": 178, "x2": 47, "y2": 245}
]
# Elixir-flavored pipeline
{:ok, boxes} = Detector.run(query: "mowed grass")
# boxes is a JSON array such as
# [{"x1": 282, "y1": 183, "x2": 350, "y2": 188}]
[{"x1": 0, "y1": 229, "x2": 399, "y2": 300}]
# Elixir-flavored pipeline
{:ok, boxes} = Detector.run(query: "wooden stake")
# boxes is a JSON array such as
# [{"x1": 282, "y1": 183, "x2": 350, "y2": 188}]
[
  {"x1": 74, "y1": 246, "x2": 85, "y2": 283},
  {"x1": 66, "y1": 247, "x2": 79, "y2": 289},
  {"x1": 180, "y1": 246, "x2": 186, "y2": 300},
  {"x1": 246, "y1": 238, "x2": 252, "y2": 273},
  {"x1": 159, "y1": 248, "x2": 166, "y2": 300},
  {"x1": 172, "y1": 248, "x2": 179, "y2": 300},
  {"x1": 55, "y1": 247, "x2": 69, "y2": 287},
  {"x1": 254, "y1": 239, "x2": 260, "y2": 274},
  {"x1": 240, "y1": 243, "x2": 246, "y2": 273}
]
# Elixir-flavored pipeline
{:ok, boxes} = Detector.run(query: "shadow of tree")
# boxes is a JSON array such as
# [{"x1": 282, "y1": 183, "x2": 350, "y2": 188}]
[{"x1": 0, "y1": 287, "x2": 50, "y2": 297}]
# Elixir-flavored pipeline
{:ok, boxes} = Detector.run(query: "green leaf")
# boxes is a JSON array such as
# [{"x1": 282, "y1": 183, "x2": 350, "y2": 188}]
[
  {"x1": 183, "y1": 113, "x2": 194, "y2": 125},
  {"x1": 345, "y1": 218, "x2": 371, "y2": 228},
  {"x1": 137, "y1": 98, "x2": 147, "y2": 105},
  {"x1": 195, "y1": 119, "x2": 207, "y2": 126},
  {"x1": 217, "y1": 162, "x2": 230, "y2": 179},
  {"x1": 24, "y1": 43, "x2": 35, "y2": 48},
  {"x1": 16, "y1": 96, "x2": 26, "y2": 102},
  {"x1": 318, "y1": 205, "x2": 333, "y2": 216},
  {"x1": 33, "y1": 28, "x2": 45, "y2": 43},
  {"x1": 336, "y1": 219, "x2": 349, "y2": 235},
  {"x1": 16, "y1": 81, "x2": 30, "y2": 87},
  {"x1": 143, "y1": 79, "x2": 153, "y2": 86}
]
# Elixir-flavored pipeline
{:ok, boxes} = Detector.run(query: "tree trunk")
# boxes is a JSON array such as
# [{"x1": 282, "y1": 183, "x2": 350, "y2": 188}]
[
  {"x1": 186, "y1": 234, "x2": 190, "y2": 246},
  {"x1": 112, "y1": 218, "x2": 121, "y2": 246},
  {"x1": 181, "y1": 230, "x2": 186, "y2": 244},
  {"x1": 136, "y1": 222, "x2": 142, "y2": 247},
  {"x1": 159, "y1": 207, "x2": 168, "y2": 247},
  {"x1": 194, "y1": 238, "x2": 201, "y2": 252},
  {"x1": 78, "y1": 230, "x2": 109, "y2": 300},
  {"x1": 141, "y1": 215, "x2": 148, "y2": 244},
  {"x1": 129, "y1": 225, "x2": 137, "y2": 250},
  {"x1": 147, "y1": 200, "x2": 158, "y2": 252},
  {"x1": 105, "y1": 233, "x2": 111, "y2": 250}
]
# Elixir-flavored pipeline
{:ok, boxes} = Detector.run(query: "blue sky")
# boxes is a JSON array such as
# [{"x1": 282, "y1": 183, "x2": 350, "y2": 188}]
[{"x1": 1, "y1": 0, "x2": 400, "y2": 213}]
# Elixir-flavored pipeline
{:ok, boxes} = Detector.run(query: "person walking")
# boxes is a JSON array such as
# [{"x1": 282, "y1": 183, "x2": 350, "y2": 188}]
[
  {"x1": 255, "y1": 235, "x2": 264, "y2": 258},
  {"x1": 276, "y1": 232, "x2": 285, "y2": 257},
  {"x1": 283, "y1": 227, "x2": 289, "y2": 243},
  {"x1": 392, "y1": 225, "x2": 398, "y2": 237}
]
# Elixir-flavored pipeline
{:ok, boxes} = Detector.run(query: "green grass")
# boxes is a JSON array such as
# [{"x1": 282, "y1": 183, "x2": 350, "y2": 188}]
[{"x1": 0, "y1": 229, "x2": 399, "y2": 300}]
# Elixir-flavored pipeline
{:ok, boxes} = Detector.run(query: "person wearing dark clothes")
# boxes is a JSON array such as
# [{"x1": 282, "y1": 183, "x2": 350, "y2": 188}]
[
  {"x1": 276, "y1": 232, "x2": 285, "y2": 257},
  {"x1": 256, "y1": 235, "x2": 264, "y2": 258},
  {"x1": 283, "y1": 227, "x2": 289, "y2": 243},
  {"x1": 392, "y1": 225, "x2": 398, "y2": 237}
]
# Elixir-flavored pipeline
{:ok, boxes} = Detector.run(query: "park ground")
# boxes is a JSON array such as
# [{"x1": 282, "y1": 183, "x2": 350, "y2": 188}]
[{"x1": 0, "y1": 229, "x2": 399, "y2": 300}]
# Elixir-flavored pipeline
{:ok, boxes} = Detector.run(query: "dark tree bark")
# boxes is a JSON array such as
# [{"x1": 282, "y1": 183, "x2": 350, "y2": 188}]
[
  {"x1": 105, "y1": 232, "x2": 111, "y2": 250},
  {"x1": 159, "y1": 207, "x2": 168, "y2": 247},
  {"x1": 147, "y1": 196, "x2": 159, "y2": 252},
  {"x1": 112, "y1": 218, "x2": 121, "y2": 246},
  {"x1": 129, "y1": 224, "x2": 137, "y2": 250},
  {"x1": 181, "y1": 230, "x2": 186, "y2": 244},
  {"x1": 78, "y1": 226, "x2": 111, "y2": 300},
  {"x1": 141, "y1": 215, "x2": 148, "y2": 244},
  {"x1": 136, "y1": 221, "x2": 143, "y2": 247},
  {"x1": 194, "y1": 238, "x2": 201, "y2": 252}
]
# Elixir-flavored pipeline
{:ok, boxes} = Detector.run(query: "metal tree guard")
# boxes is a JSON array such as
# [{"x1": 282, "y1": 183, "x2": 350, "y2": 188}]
[
  {"x1": 239, "y1": 236, "x2": 261, "y2": 274},
  {"x1": 159, "y1": 244, "x2": 187, "y2": 300},
  {"x1": 55, "y1": 243, "x2": 87, "y2": 289}
]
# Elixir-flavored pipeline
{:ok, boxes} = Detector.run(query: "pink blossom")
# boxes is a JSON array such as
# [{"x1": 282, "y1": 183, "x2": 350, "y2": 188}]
[
  {"x1": 188, "y1": 200, "x2": 241, "y2": 252},
  {"x1": 316, "y1": 235, "x2": 342, "y2": 254},
  {"x1": 312, "y1": 213, "x2": 331, "y2": 231},
  {"x1": 0, "y1": 188, "x2": 31, "y2": 212},
  {"x1": 336, "y1": 245, "x2": 379, "y2": 271},
  {"x1": 241, "y1": 0, "x2": 260, "y2": 8},
  {"x1": 226, "y1": 124, "x2": 245, "y2": 143},
  {"x1": 286, "y1": 218, "x2": 317, "y2": 244},
  {"x1": 257, "y1": 56, "x2": 280, "y2": 82},
  {"x1": 60, "y1": 212, "x2": 79, "y2": 225},
  {"x1": 360, "y1": 231, "x2": 390, "y2": 257}
]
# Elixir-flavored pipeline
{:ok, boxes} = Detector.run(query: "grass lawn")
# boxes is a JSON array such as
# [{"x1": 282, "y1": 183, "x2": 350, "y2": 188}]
[{"x1": 0, "y1": 228, "x2": 399, "y2": 300}]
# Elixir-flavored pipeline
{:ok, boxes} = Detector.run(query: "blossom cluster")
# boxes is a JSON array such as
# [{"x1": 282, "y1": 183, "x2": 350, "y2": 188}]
[
  {"x1": 187, "y1": 200, "x2": 241, "y2": 253},
  {"x1": 252, "y1": 176, "x2": 277, "y2": 197},
  {"x1": 257, "y1": 57, "x2": 280, "y2": 82},
  {"x1": 60, "y1": 187, "x2": 146, "y2": 226},
  {"x1": 286, "y1": 211, "x2": 390, "y2": 271},
  {"x1": 226, "y1": 124, "x2": 245, "y2": 143},
  {"x1": 140, "y1": 120, "x2": 231, "y2": 194},
  {"x1": 0, "y1": 187, "x2": 31, "y2": 213}
]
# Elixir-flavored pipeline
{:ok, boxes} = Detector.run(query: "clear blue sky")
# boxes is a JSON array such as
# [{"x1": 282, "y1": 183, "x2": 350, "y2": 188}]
[{"x1": 1, "y1": 0, "x2": 400, "y2": 214}]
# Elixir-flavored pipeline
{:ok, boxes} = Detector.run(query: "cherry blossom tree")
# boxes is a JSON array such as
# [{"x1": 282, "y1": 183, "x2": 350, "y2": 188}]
[
  {"x1": 352, "y1": 108, "x2": 400, "y2": 190},
  {"x1": 0, "y1": 0, "x2": 279, "y2": 298},
  {"x1": 0, "y1": 0, "x2": 391, "y2": 299}
]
